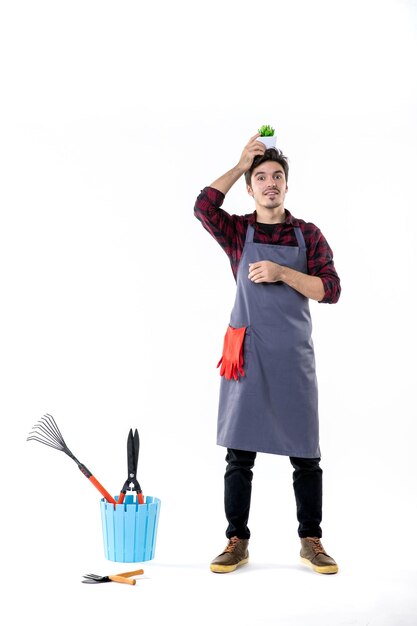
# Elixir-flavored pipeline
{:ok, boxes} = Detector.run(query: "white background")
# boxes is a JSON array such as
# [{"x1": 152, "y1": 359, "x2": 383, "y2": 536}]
[{"x1": 1, "y1": 1, "x2": 416, "y2": 624}]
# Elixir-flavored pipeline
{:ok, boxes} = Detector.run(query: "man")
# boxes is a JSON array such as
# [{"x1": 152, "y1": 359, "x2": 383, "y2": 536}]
[{"x1": 194, "y1": 133, "x2": 341, "y2": 575}]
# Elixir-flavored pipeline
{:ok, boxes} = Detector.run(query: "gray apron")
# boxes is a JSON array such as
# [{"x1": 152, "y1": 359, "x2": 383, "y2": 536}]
[{"x1": 217, "y1": 224, "x2": 320, "y2": 457}]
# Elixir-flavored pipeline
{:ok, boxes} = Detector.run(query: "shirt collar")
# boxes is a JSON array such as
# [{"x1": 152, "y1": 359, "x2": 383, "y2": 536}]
[{"x1": 249, "y1": 208, "x2": 295, "y2": 226}]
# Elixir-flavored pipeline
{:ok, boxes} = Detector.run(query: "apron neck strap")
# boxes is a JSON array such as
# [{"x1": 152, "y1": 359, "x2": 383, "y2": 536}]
[
  {"x1": 245, "y1": 225, "x2": 255, "y2": 243},
  {"x1": 293, "y1": 227, "x2": 305, "y2": 248}
]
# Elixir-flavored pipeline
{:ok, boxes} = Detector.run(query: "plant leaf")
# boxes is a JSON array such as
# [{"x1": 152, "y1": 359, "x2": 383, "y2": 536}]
[{"x1": 258, "y1": 124, "x2": 275, "y2": 136}]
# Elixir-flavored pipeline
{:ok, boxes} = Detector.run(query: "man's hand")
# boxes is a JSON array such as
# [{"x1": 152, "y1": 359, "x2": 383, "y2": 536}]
[
  {"x1": 248, "y1": 261, "x2": 282, "y2": 283},
  {"x1": 237, "y1": 134, "x2": 266, "y2": 173},
  {"x1": 248, "y1": 261, "x2": 326, "y2": 301},
  {"x1": 209, "y1": 134, "x2": 266, "y2": 195}
]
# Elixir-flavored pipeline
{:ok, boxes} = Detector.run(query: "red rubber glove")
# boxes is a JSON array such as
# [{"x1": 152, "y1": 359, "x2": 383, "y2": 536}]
[{"x1": 217, "y1": 326, "x2": 247, "y2": 381}]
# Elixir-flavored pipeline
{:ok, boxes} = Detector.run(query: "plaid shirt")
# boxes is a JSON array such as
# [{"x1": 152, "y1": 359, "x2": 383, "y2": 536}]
[{"x1": 194, "y1": 186, "x2": 341, "y2": 304}]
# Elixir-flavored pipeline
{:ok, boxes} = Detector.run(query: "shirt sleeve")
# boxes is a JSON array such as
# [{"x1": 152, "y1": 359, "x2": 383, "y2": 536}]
[
  {"x1": 193, "y1": 186, "x2": 245, "y2": 264},
  {"x1": 305, "y1": 225, "x2": 341, "y2": 304}
]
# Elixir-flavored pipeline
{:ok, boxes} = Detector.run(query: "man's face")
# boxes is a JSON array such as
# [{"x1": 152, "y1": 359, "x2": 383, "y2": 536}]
[{"x1": 247, "y1": 160, "x2": 288, "y2": 211}]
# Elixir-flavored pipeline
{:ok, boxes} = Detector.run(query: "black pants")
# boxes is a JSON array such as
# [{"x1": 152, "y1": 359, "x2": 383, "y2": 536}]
[{"x1": 224, "y1": 448, "x2": 323, "y2": 539}]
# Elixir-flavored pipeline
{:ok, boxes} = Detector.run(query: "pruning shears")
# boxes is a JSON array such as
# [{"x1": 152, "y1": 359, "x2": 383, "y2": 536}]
[{"x1": 117, "y1": 428, "x2": 144, "y2": 505}]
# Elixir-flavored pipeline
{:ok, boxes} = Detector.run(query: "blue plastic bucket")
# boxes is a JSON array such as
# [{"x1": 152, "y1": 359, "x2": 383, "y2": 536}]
[{"x1": 100, "y1": 495, "x2": 161, "y2": 562}]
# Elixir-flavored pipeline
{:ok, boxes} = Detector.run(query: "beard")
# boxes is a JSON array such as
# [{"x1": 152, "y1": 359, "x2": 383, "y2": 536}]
[{"x1": 262, "y1": 196, "x2": 281, "y2": 210}]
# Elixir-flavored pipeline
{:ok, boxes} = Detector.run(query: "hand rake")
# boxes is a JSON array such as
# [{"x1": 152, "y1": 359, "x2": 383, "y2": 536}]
[
  {"x1": 27, "y1": 413, "x2": 116, "y2": 504},
  {"x1": 82, "y1": 568, "x2": 144, "y2": 585}
]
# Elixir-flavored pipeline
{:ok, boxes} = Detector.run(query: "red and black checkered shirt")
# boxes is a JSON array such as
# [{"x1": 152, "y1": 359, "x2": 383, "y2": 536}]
[{"x1": 194, "y1": 186, "x2": 341, "y2": 304}]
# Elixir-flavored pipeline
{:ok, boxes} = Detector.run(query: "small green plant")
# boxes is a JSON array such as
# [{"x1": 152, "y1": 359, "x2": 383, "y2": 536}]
[{"x1": 258, "y1": 124, "x2": 275, "y2": 137}]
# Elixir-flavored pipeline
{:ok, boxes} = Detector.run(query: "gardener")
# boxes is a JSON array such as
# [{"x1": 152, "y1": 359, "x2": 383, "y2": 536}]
[{"x1": 194, "y1": 133, "x2": 341, "y2": 575}]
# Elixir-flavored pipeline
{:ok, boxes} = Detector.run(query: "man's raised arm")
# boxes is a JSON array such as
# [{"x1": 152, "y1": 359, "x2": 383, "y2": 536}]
[{"x1": 209, "y1": 134, "x2": 265, "y2": 194}]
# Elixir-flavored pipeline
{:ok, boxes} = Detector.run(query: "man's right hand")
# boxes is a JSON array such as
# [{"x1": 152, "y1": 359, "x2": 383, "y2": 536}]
[
  {"x1": 237, "y1": 133, "x2": 266, "y2": 172},
  {"x1": 209, "y1": 134, "x2": 266, "y2": 195}
]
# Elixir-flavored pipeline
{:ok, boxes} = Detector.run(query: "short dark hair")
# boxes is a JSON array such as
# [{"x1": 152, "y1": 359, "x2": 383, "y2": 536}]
[{"x1": 244, "y1": 148, "x2": 289, "y2": 186}]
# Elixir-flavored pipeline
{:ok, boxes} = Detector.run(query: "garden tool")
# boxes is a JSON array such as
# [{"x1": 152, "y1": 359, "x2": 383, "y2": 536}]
[
  {"x1": 82, "y1": 568, "x2": 144, "y2": 585},
  {"x1": 117, "y1": 428, "x2": 144, "y2": 504},
  {"x1": 27, "y1": 413, "x2": 116, "y2": 504}
]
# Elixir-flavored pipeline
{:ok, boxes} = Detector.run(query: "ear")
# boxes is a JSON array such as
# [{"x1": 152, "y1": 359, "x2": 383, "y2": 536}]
[{"x1": 246, "y1": 184, "x2": 254, "y2": 197}]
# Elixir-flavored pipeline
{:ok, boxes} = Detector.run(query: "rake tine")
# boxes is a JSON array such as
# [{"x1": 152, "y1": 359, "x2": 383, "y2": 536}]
[
  {"x1": 27, "y1": 413, "x2": 117, "y2": 505},
  {"x1": 43, "y1": 413, "x2": 67, "y2": 444},
  {"x1": 27, "y1": 414, "x2": 77, "y2": 459},
  {"x1": 28, "y1": 423, "x2": 60, "y2": 448},
  {"x1": 28, "y1": 414, "x2": 66, "y2": 446},
  {"x1": 82, "y1": 579, "x2": 105, "y2": 584},
  {"x1": 82, "y1": 574, "x2": 109, "y2": 584},
  {"x1": 25, "y1": 433, "x2": 63, "y2": 451}
]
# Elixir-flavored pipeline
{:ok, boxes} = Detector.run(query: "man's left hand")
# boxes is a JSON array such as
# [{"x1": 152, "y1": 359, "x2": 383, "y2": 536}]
[{"x1": 248, "y1": 261, "x2": 282, "y2": 283}]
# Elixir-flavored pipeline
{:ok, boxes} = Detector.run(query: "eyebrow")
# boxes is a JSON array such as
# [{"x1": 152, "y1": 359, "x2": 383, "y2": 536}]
[{"x1": 254, "y1": 169, "x2": 284, "y2": 176}]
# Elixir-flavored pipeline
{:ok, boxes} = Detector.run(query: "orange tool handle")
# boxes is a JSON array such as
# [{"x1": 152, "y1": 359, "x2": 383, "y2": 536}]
[
  {"x1": 108, "y1": 575, "x2": 136, "y2": 585},
  {"x1": 89, "y1": 476, "x2": 117, "y2": 505},
  {"x1": 117, "y1": 492, "x2": 145, "y2": 505},
  {"x1": 116, "y1": 569, "x2": 144, "y2": 578}
]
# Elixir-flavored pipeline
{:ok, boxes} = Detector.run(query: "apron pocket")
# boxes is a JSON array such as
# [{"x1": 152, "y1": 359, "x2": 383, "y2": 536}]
[{"x1": 217, "y1": 325, "x2": 247, "y2": 381}]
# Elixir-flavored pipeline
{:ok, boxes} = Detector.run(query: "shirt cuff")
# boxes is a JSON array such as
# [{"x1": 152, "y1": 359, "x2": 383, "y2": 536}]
[
  {"x1": 319, "y1": 277, "x2": 340, "y2": 304},
  {"x1": 204, "y1": 186, "x2": 225, "y2": 206}
]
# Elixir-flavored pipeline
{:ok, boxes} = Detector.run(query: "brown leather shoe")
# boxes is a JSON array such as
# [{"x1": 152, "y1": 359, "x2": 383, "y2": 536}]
[
  {"x1": 300, "y1": 537, "x2": 338, "y2": 574},
  {"x1": 210, "y1": 537, "x2": 249, "y2": 573}
]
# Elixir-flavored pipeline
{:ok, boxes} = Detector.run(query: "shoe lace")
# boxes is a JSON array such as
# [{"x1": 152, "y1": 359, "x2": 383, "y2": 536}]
[
  {"x1": 308, "y1": 537, "x2": 325, "y2": 555},
  {"x1": 224, "y1": 537, "x2": 241, "y2": 553}
]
